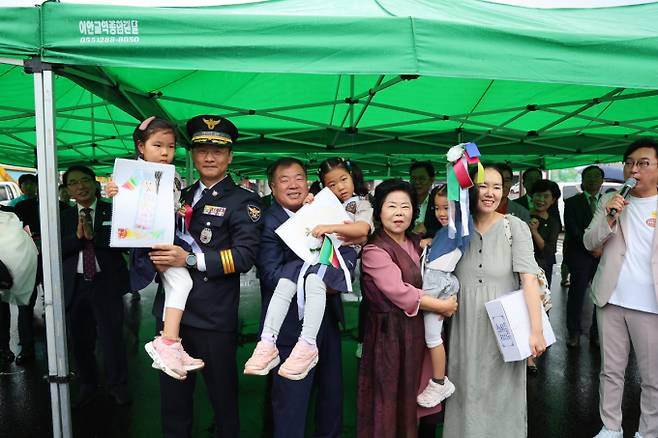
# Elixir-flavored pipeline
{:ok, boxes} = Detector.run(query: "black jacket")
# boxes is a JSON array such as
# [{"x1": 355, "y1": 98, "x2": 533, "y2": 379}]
[
  {"x1": 152, "y1": 176, "x2": 264, "y2": 332},
  {"x1": 60, "y1": 199, "x2": 130, "y2": 305}
]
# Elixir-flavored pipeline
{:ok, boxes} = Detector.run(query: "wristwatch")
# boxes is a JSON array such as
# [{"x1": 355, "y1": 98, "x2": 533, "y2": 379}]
[{"x1": 185, "y1": 253, "x2": 197, "y2": 269}]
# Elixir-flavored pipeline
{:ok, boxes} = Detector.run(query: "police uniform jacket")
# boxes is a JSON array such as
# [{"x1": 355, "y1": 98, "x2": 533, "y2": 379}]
[{"x1": 153, "y1": 175, "x2": 263, "y2": 332}]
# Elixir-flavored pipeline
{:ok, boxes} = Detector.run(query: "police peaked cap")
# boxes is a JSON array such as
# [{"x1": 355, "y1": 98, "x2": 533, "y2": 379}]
[{"x1": 186, "y1": 115, "x2": 238, "y2": 148}]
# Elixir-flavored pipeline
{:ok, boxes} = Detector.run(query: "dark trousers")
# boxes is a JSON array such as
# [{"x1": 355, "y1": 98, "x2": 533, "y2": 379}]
[
  {"x1": 68, "y1": 274, "x2": 128, "y2": 387},
  {"x1": 271, "y1": 315, "x2": 342, "y2": 438},
  {"x1": 0, "y1": 260, "x2": 42, "y2": 351},
  {"x1": 158, "y1": 324, "x2": 239, "y2": 438},
  {"x1": 566, "y1": 258, "x2": 599, "y2": 336}
]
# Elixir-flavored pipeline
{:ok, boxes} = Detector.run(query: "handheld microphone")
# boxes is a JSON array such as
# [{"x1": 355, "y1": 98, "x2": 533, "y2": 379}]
[{"x1": 609, "y1": 177, "x2": 637, "y2": 217}]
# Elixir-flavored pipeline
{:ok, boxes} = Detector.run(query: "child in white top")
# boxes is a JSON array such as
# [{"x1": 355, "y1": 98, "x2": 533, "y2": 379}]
[{"x1": 107, "y1": 116, "x2": 203, "y2": 380}]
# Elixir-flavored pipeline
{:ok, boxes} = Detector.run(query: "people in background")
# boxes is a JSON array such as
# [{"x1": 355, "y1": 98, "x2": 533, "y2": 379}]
[
  {"x1": 8, "y1": 174, "x2": 37, "y2": 207},
  {"x1": 564, "y1": 165, "x2": 604, "y2": 348},
  {"x1": 409, "y1": 161, "x2": 440, "y2": 237},
  {"x1": 494, "y1": 162, "x2": 530, "y2": 223}
]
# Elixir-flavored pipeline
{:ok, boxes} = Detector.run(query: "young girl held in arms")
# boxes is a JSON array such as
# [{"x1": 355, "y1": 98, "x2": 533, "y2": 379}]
[
  {"x1": 107, "y1": 116, "x2": 204, "y2": 380},
  {"x1": 417, "y1": 184, "x2": 468, "y2": 408}
]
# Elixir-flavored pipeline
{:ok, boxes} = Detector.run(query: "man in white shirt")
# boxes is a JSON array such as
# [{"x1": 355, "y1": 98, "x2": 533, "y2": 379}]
[{"x1": 584, "y1": 138, "x2": 658, "y2": 438}]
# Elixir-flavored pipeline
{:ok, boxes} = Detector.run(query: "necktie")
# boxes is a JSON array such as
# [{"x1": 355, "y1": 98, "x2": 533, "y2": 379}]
[
  {"x1": 589, "y1": 196, "x2": 597, "y2": 215},
  {"x1": 81, "y1": 208, "x2": 96, "y2": 281}
]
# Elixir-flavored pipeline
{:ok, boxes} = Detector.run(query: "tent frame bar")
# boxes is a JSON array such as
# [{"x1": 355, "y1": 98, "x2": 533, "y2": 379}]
[{"x1": 32, "y1": 62, "x2": 73, "y2": 438}]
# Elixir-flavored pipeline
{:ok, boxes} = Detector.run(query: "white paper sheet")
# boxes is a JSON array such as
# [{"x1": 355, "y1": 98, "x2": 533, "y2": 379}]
[
  {"x1": 110, "y1": 158, "x2": 175, "y2": 248},
  {"x1": 275, "y1": 187, "x2": 351, "y2": 264}
]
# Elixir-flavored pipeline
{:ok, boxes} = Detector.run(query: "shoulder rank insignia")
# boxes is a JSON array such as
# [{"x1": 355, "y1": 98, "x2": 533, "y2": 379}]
[{"x1": 247, "y1": 204, "x2": 262, "y2": 222}]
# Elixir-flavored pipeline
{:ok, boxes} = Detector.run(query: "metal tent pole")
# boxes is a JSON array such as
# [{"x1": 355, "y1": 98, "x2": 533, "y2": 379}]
[{"x1": 30, "y1": 59, "x2": 73, "y2": 438}]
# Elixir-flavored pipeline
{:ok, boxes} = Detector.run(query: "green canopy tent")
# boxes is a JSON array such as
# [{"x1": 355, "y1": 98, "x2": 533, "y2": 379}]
[
  {"x1": 2, "y1": 1, "x2": 658, "y2": 436},
  {"x1": 3, "y1": 0, "x2": 658, "y2": 178}
]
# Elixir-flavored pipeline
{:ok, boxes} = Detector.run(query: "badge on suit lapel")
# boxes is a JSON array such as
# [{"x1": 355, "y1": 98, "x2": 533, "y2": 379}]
[{"x1": 200, "y1": 227, "x2": 213, "y2": 244}]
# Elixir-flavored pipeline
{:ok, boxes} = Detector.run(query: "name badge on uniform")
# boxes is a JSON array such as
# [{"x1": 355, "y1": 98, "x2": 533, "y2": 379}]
[
  {"x1": 203, "y1": 205, "x2": 226, "y2": 217},
  {"x1": 200, "y1": 227, "x2": 213, "y2": 244}
]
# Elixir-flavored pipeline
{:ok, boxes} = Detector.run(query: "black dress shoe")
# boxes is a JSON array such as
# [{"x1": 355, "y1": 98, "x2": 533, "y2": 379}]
[
  {"x1": 108, "y1": 384, "x2": 132, "y2": 406},
  {"x1": 15, "y1": 348, "x2": 35, "y2": 366}
]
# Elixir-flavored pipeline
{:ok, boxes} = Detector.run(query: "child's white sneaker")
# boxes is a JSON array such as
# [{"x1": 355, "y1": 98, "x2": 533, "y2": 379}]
[
  {"x1": 593, "y1": 427, "x2": 623, "y2": 438},
  {"x1": 417, "y1": 376, "x2": 455, "y2": 408}
]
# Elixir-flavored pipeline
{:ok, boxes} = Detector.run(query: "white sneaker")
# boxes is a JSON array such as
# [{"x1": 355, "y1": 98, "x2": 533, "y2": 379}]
[
  {"x1": 633, "y1": 433, "x2": 644, "y2": 438},
  {"x1": 416, "y1": 377, "x2": 455, "y2": 408},
  {"x1": 594, "y1": 426, "x2": 623, "y2": 438}
]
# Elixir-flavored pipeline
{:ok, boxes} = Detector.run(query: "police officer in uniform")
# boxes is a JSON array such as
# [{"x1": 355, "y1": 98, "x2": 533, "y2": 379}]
[{"x1": 149, "y1": 115, "x2": 263, "y2": 438}]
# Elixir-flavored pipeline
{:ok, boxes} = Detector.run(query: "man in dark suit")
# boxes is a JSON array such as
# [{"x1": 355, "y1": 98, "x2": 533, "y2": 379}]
[
  {"x1": 253, "y1": 157, "x2": 343, "y2": 438},
  {"x1": 410, "y1": 161, "x2": 440, "y2": 238},
  {"x1": 564, "y1": 165, "x2": 604, "y2": 347},
  {"x1": 147, "y1": 115, "x2": 263, "y2": 438},
  {"x1": 60, "y1": 165, "x2": 130, "y2": 406}
]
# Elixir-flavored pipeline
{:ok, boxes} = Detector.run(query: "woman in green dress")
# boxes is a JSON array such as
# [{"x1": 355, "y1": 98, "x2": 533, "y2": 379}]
[{"x1": 443, "y1": 165, "x2": 547, "y2": 438}]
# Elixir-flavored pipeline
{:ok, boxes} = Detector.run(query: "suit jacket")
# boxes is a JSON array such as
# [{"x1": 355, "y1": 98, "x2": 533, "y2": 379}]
[
  {"x1": 152, "y1": 176, "x2": 264, "y2": 332},
  {"x1": 256, "y1": 201, "x2": 344, "y2": 347},
  {"x1": 584, "y1": 192, "x2": 658, "y2": 307},
  {"x1": 563, "y1": 193, "x2": 598, "y2": 267},
  {"x1": 60, "y1": 199, "x2": 130, "y2": 305}
]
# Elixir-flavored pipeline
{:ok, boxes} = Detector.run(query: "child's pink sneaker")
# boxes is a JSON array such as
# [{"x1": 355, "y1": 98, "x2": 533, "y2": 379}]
[
  {"x1": 244, "y1": 340, "x2": 280, "y2": 376},
  {"x1": 177, "y1": 344, "x2": 204, "y2": 372},
  {"x1": 145, "y1": 336, "x2": 187, "y2": 380},
  {"x1": 277, "y1": 340, "x2": 318, "y2": 381}
]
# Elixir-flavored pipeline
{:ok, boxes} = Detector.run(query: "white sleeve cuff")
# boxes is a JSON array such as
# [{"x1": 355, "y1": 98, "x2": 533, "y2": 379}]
[{"x1": 196, "y1": 252, "x2": 207, "y2": 272}]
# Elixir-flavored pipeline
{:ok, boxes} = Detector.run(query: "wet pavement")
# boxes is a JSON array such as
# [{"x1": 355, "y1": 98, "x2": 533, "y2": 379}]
[{"x1": 0, "y1": 256, "x2": 644, "y2": 438}]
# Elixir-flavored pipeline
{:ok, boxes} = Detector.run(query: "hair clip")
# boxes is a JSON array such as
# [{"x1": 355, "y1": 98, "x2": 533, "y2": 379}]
[{"x1": 138, "y1": 116, "x2": 156, "y2": 131}]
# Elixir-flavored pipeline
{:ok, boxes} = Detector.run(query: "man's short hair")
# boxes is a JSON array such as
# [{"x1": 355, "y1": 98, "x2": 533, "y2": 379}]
[
  {"x1": 409, "y1": 161, "x2": 435, "y2": 179},
  {"x1": 267, "y1": 157, "x2": 306, "y2": 186},
  {"x1": 581, "y1": 165, "x2": 604, "y2": 180},
  {"x1": 522, "y1": 167, "x2": 542, "y2": 180},
  {"x1": 623, "y1": 137, "x2": 658, "y2": 162},
  {"x1": 62, "y1": 165, "x2": 96, "y2": 186},
  {"x1": 17, "y1": 174, "x2": 36, "y2": 186}
]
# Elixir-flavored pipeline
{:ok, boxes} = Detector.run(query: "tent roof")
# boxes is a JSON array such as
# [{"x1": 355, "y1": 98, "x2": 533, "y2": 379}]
[{"x1": 2, "y1": 0, "x2": 658, "y2": 178}]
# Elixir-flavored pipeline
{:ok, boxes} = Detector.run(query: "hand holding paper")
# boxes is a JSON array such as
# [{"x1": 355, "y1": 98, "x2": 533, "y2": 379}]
[{"x1": 275, "y1": 188, "x2": 351, "y2": 263}]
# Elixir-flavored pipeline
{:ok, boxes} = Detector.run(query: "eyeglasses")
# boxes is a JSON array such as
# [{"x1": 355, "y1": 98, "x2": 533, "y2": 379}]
[
  {"x1": 67, "y1": 177, "x2": 93, "y2": 187},
  {"x1": 623, "y1": 159, "x2": 658, "y2": 170}
]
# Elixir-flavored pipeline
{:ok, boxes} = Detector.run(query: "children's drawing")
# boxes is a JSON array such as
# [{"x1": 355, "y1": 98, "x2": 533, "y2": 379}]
[{"x1": 110, "y1": 159, "x2": 175, "y2": 248}]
